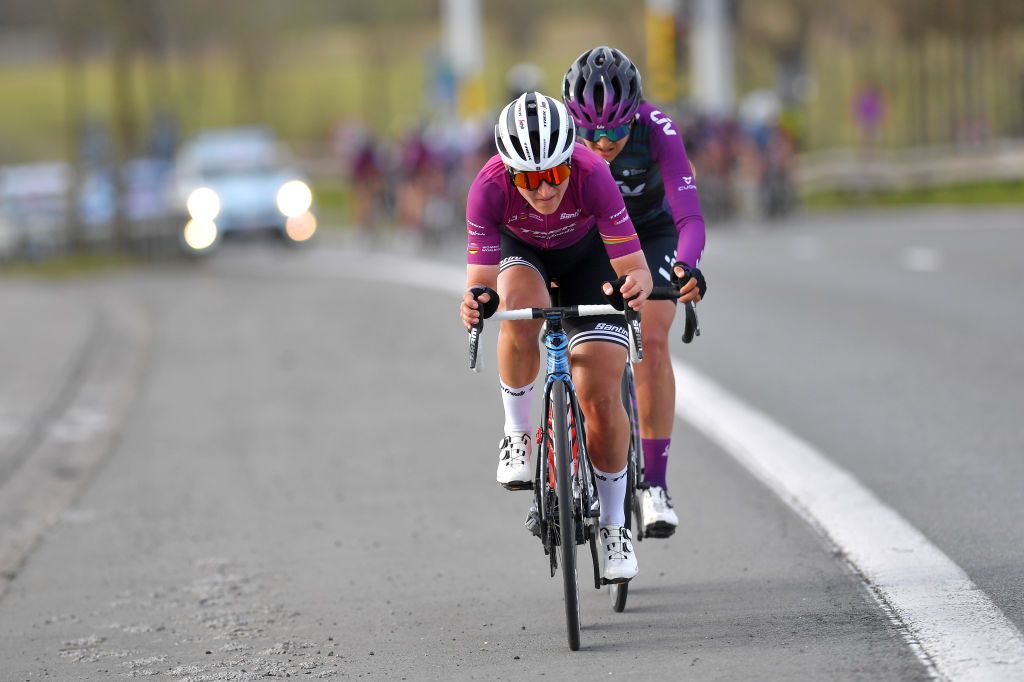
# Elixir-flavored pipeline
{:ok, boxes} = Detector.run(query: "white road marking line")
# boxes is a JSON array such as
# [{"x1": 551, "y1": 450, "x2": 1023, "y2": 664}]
[
  {"x1": 270, "y1": 248, "x2": 1024, "y2": 680},
  {"x1": 902, "y1": 246, "x2": 943, "y2": 272},
  {"x1": 673, "y1": 361, "x2": 1024, "y2": 681}
]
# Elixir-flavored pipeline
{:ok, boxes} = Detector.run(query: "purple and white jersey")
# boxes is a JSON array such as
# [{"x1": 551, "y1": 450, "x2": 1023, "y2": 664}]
[
  {"x1": 610, "y1": 102, "x2": 706, "y2": 267},
  {"x1": 465, "y1": 143, "x2": 641, "y2": 266}
]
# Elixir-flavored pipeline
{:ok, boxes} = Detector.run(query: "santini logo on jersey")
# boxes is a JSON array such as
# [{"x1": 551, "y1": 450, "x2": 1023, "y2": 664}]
[
  {"x1": 593, "y1": 323, "x2": 627, "y2": 335},
  {"x1": 560, "y1": 209, "x2": 581, "y2": 220}
]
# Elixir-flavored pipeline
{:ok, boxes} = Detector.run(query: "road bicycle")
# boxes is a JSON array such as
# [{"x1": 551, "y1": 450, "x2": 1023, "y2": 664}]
[
  {"x1": 467, "y1": 284, "x2": 697, "y2": 648},
  {"x1": 611, "y1": 296, "x2": 699, "y2": 612}
]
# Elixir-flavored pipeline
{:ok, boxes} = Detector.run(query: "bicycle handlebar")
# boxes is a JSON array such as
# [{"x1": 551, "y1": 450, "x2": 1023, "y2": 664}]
[
  {"x1": 647, "y1": 286, "x2": 700, "y2": 344},
  {"x1": 467, "y1": 286, "x2": 700, "y2": 372}
]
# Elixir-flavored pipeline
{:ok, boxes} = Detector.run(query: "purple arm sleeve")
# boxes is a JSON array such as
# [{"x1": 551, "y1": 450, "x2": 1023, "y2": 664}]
[
  {"x1": 465, "y1": 174, "x2": 504, "y2": 265},
  {"x1": 650, "y1": 113, "x2": 707, "y2": 267}
]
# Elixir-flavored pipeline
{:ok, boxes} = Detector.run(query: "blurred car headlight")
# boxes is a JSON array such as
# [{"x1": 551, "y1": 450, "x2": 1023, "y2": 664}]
[
  {"x1": 285, "y1": 212, "x2": 317, "y2": 242},
  {"x1": 276, "y1": 180, "x2": 312, "y2": 217},
  {"x1": 183, "y1": 218, "x2": 218, "y2": 250},
  {"x1": 186, "y1": 187, "x2": 220, "y2": 221}
]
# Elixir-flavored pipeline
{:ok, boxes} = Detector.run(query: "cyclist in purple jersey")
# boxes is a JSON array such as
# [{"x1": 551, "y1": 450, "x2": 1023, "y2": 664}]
[
  {"x1": 464, "y1": 146, "x2": 644, "y2": 261},
  {"x1": 460, "y1": 92, "x2": 653, "y2": 583},
  {"x1": 564, "y1": 46, "x2": 709, "y2": 539}
]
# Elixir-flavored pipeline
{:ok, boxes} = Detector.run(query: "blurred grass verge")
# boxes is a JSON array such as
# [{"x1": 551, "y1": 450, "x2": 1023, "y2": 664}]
[
  {"x1": 804, "y1": 179, "x2": 1024, "y2": 208},
  {"x1": 311, "y1": 183, "x2": 350, "y2": 229},
  {"x1": 0, "y1": 251, "x2": 139, "y2": 279}
]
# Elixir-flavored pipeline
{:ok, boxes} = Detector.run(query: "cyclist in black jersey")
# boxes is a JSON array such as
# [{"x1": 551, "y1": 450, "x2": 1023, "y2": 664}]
[{"x1": 563, "y1": 46, "x2": 708, "y2": 538}]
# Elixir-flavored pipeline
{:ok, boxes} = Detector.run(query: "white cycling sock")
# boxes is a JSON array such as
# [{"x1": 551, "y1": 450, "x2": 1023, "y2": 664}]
[
  {"x1": 593, "y1": 465, "x2": 628, "y2": 527},
  {"x1": 500, "y1": 380, "x2": 534, "y2": 435}
]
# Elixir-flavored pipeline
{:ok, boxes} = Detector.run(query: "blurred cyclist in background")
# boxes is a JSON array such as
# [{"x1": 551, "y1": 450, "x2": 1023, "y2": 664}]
[
  {"x1": 459, "y1": 92, "x2": 653, "y2": 583},
  {"x1": 562, "y1": 46, "x2": 708, "y2": 539}
]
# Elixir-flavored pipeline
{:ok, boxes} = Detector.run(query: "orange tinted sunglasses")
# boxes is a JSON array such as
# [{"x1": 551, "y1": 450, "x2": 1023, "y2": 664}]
[{"x1": 508, "y1": 162, "x2": 571, "y2": 191}]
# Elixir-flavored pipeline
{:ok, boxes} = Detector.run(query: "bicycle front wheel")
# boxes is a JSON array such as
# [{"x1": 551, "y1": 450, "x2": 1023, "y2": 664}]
[{"x1": 552, "y1": 381, "x2": 581, "y2": 651}]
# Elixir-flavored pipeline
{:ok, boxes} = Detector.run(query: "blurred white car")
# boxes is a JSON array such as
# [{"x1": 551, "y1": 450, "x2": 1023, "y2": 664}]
[
  {"x1": 172, "y1": 126, "x2": 316, "y2": 252},
  {"x1": 0, "y1": 162, "x2": 69, "y2": 258}
]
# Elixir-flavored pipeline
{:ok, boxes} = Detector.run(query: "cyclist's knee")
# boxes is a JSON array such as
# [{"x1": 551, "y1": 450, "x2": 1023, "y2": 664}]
[
  {"x1": 578, "y1": 389, "x2": 624, "y2": 423},
  {"x1": 500, "y1": 319, "x2": 543, "y2": 347},
  {"x1": 642, "y1": 332, "x2": 669, "y2": 361}
]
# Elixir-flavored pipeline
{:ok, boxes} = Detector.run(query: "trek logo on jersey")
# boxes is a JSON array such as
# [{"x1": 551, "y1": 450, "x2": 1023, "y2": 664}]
[
  {"x1": 677, "y1": 176, "x2": 697, "y2": 191},
  {"x1": 560, "y1": 209, "x2": 581, "y2": 220}
]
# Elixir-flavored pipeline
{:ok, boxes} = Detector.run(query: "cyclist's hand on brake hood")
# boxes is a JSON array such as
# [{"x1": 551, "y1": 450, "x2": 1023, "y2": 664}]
[
  {"x1": 672, "y1": 262, "x2": 706, "y2": 304},
  {"x1": 461, "y1": 286, "x2": 499, "y2": 330},
  {"x1": 602, "y1": 267, "x2": 652, "y2": 311}
]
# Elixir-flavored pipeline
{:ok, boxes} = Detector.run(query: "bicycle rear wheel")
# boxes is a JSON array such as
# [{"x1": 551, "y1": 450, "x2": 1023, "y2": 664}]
[{"x1": 552, "y1": 381, "x2": 581, "y2": 651}]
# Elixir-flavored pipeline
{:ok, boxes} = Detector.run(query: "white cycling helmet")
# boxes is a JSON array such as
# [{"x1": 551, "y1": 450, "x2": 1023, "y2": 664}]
[{"x1": 494, "y1": 91, "x2": 576, "y2": 172}]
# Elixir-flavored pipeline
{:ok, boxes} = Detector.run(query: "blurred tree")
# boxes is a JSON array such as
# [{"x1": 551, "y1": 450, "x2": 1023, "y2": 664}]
[
  {"x1": 106, "y1": 0, "x2": 145, "y2": 250},
  {"x1": 57, "y1": 0, "x2": 90, "y2": 250}
]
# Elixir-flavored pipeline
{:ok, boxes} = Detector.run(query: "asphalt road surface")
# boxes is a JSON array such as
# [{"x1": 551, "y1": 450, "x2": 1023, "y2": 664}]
[{"x1": 0, "y1": 207, "x2": 1020, "y2": 680}]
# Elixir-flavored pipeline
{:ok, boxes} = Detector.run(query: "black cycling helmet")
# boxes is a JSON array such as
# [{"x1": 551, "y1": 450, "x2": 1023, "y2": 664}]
[{"x1": 562, "y1": 46, "x2": 643, "y2": 129}]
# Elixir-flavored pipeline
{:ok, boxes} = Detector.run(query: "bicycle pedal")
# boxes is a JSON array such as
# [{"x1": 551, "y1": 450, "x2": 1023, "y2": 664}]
[
  {"x1": 643, "y1": 523, "x2": 676, "y2": 539},
  {"x1": 601, "y1": 576, "x2": 632, "y2": 586},
  {"x1": 500, "y1": 481, "x2": 534, "y2": 491}
]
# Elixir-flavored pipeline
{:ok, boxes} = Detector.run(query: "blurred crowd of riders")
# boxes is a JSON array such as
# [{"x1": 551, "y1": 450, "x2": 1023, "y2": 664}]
[{"x1": 329, "y1": 84, "x2": 799, "y2": 250}]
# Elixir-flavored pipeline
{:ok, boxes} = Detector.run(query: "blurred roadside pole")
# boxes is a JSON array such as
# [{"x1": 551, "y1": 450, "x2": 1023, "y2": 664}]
[
  {"x1": 58, "y1": 1, "x2": 86, "y2": 252},
  {"x1": 645, "y1": 0, "x2": 679, "y2": 104},
  {"x1": 108, "y1": 0, "x2": 141, "y2": 252},
  {"x1": 443, "y1": 0, "x2": 485, "y2": 120},
  {"x1": 689, "y1": 0, "x2": 735, "y2": 119}
]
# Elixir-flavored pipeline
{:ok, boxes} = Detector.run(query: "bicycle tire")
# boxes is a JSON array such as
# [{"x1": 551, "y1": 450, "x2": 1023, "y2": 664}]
[
  {"x1": 609, "y1": 448, "x2": 634, "y2": 612},
  {"x1": 621, "y1": 365, "x2": 645, "y2": 539},
  {"x1": 611, "y1": 366, "x2": 642, "y2": 612},
  {"x1": 552, "y1": 381, "x2": 581, "y2": 651}
]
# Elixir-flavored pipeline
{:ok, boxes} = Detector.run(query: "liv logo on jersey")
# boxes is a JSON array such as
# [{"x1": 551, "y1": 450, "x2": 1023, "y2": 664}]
[
  {"x1": 618, "y1": 181, "x2": 647, "y2": 197},
  {"x1": 649, "y1": 110, "x2": 678, "y2": 136}
]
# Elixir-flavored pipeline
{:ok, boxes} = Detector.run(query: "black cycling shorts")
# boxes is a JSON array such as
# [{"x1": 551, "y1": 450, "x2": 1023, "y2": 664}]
[
  {"x1": 636, "y1": 214, "x2": 679, "y2": 291},
  {"x1": 498, "y1": 229, "x2": 628, "y2": 353}
]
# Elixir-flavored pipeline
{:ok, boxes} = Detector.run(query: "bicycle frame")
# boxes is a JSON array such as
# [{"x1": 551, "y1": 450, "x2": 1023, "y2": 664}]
[{"x1": 534, "y1": 313, "x2": 598, "y2": 552}]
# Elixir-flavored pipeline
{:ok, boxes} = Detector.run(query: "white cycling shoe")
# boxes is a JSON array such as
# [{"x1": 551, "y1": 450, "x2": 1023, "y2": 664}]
[
  {"x1": 600, "y1": 525, "x2": 638, "y2": 584},
  {"x1": 496, "y1": 432, "x2": 532, "y2": 490},
  {"x1": 641, "y1": 486, "x2": 679, "y2": 538}
]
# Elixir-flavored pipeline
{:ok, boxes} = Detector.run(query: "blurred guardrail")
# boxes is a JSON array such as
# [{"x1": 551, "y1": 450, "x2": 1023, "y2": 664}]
[
  {"x1": 797, "y1": 139, "x2": 1024, "y2": 194},
  {"x1": 0, "y1": 160, "x2": 180, "y2": 262}
]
